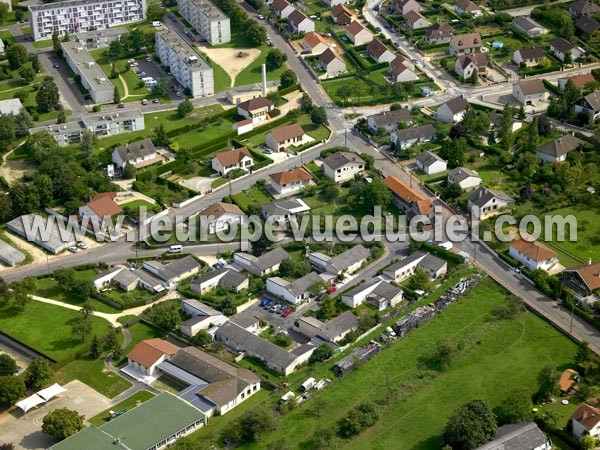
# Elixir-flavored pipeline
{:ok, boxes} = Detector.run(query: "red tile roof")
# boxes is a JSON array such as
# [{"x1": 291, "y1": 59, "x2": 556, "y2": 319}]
[
  {"x1": 572, "y1": 403, "x2": 600, "y2": 430},
  {"x1": 84, "y1": 196, "x2": 123, "y2": 218},
  {"x1": 216, "y1": 147, "x2": 252, "y2": 166},
  {"x1": 559, "y1": 368, "x2": 579, "y2": 392},
  {"x1": 268, "y1": 123, "x2": 305, "y2": 143},
  {"x1": 347, "y1": 20, "x2": 368, "y2": 36},
  {"x1": 384, "y1": 176, "x2": 432, "y2": 214},
  {"x1": 127, "y1": 338, "x2": 179, "y2": 369},
  {"x1": 269, "y1": 166, "x2": 314, "y2": 185}
]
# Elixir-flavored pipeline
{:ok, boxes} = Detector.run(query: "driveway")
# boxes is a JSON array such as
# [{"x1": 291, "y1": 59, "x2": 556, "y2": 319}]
[{"x1": 0, "y1": 380, "x2": 111, "y2": 450}]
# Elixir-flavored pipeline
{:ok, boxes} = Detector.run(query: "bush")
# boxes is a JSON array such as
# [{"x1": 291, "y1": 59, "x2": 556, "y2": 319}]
[{"x1": 340, "y1": 402, "x2": 379, "y2": 437}]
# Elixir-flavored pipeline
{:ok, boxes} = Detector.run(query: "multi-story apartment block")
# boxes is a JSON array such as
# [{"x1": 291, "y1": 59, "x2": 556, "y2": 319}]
[
  {"x1": 177, "y1": 0, "x2": 230, "y2": 45},
  {"x1": 75, "y1": 27, "x2": 128, "y2": 50},
  {"x1": 30, "y1": 109, "x2": 145, "y2": 147},
  {"x1": 61, "y1": 41, "x2": 113, "y2": 104},
  {"x1": 156, "y1": 30, "x2": 214, "y2": 98},
  {"x1": 28, "y1": 0, "x2": 147, "y2": 41}
]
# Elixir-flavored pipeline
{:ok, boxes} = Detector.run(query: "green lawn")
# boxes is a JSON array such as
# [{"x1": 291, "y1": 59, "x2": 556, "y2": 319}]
[
  {"x1": 234, "y1": 45, "x2": 288, "y2": 87},
  {"x1": 120, "y1": 199, "x2": 158, "y2": 212},
  {"x1": 196, "y1": 49, "x2": 232, "y2": 92},
  {"x1": 32, "y1": 38, "x2": 53, "y2": 49},
  {"x1": 231, "y1": 187, "x2": 272, "y2": 212},
  {"x1": 0, "y1": 301, "x2": 113, "y2": 361},
  {"x1": 54, "y1": 357, "x2": 132, "y2": 399},
  {"x1": 0, "y1": 29, "x2": 16, "y2": 45},
  {"x1": 115, "y1": 321, "x2": 164, "y2": 366},
  {"x1": 171, "y1": 116, "x2": 235, "y2": 148},
  {"x1": 102, "y1": 288, "x2": 156, "y2": 307},
  {"x1": 0, "y1": 81, "x2": 73, "y2": 122},
  {"x1": 89, "y1": 390, "x2": 155, "y2": 426}
]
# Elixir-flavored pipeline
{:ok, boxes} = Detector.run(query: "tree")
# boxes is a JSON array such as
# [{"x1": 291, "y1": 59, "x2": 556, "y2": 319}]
[
  {"x1": 340, "y1": 402, "x2": 379, "y2": 437},
  {"x1": 309, "y1": 281, "x2": 328, "y2": 298},
  {"x1": 337, "y1": 85, "x2": 352, "y2": 106},
  {"x1": 563, "y1": 51, "x2": 572, "y2": 66},
  {"x1": 430, "y1": 340, "x2": 459, "y2": 370},
  {"x1": 52, "y1": 31, "x2": 61, "y2": 55},
  {"x1": 25, "y1": 358, "x2": 53, "y2": 389},
  {"x1": 108, "y1": 39, "x2": 124, "y2": 58},
  {"x1": 123, "y1": 163, "x2": 136, "y2": 179},
  {"x1": 0, "y1": 115, "x2": 15, "y2": 151},
  {"x1": 499, "y1": 103, "x2": 514, "y2": 150},
  {"x1": 309, "y1": 344, "x2": 333, "y2": 364},
  {"x1": 279, "y1": 258, "x2": 311, "y2": 278},
  {"x1": 273, "y1": 333, "x2": 292, "y2": 348},
  {"x1": 361, "y1": 178, "x2": 391, "y2": 213},
  {"x1": 265, "y1": 48, "x2": 287, "y2": 71},
  {"x1": 311, "y1": 106, "x2": 328, "y2": 126},
  {"x1": 62, "y1": 31, "x2": 71, "y2": 42},
  {"x1": 14, "y1": 109, "x2": 33, "y2": 138},
  {"x1": 90, "y1": 335, "x2": 101, "y2": 359},
  {"x1": 0, "y1": 354, "x2": 17, "y2": 377},
  {"x1": 246, "y1": 20, "x2": 267, "y2": 46},
  {"x1": 103, "y1": 332, "x2": 117, "y2": 353},
  {"x1": 6, "y1": 44, "x2": 28, "y2": 70},
  {"x1": 79, "y1": 129, "x2": 96, "y2": 154},
  {"x1": 110, "y1": 62, "x2": 119, "y2": 79},
  {"x1": 146, "y1": 3, "x2": 165, "y2": 22},
  {"x1": 444, "y1": 400, "x2": 497, "y2": 450},
  {"x1": 30, "y1": 54, "x2": 41, "y2": 73},
  {"x1": 19, "y1": 66, "x2": 35, "y2": 83},
  {"x1": 42, "y1": 408, "x2": 84, "y2": 441},
  {"x1": 56, "y1": 110, "x2": 67, "y2": 124},
  {"x1": 316, "y1": 294, "x2": 336, "y2": 320},
  {"x1": 280, "y1": 69, "x2": 297, "y2": 88},
  {"x1": 0, "y1": 443, "x2": 14, "y2": 450},
  {"x1": 518, "y1": 104, "x2": 526, "y2": 120},
  {"x1": 575, "y1": 341, "x2": 593, "y2": 366},
  {"x1": 193, "y1": 330, "x2": 211, "y2": 347},
  {"x1": 408, "y1": 267, "x2": 430, "y2": 291},
  {"x1": 536, "y1": 364, "x2": 559, "y2": 402},
  {"x1": 224, "y1": 407, "x2": 276, "y2": 443},
  {"x1": 0, "y1": 376, "x2": 26, "y2": 405},
  {"x1": 0, "y1": 3, "x2": 8, "y2": 25},
  {"x1": 154, "y1": 123, "x2": 169, "y2": 146},
  {"x1": 36, "y1": 78, "x2": 60, "y2": 113},
  {"x1": 469, "y1": 70, "x2": 478, "y2": 85},
  {"x1": 151, "y1": 78, "x2": 170, "y2": 98},
  {"x1": 251, "y1": 228, "x2": 272, "y2": 255},
  {"x1": 495, "y1": 389, "x2": 532, "y2": 425},
  {"x1": 113, "y1": 87, "x2": 121, "y2": 105},
  {"x1": 24, "y1": 131, "x2": 59, "y2": 163},
  {"x1": 177, "y1": 98, "x2": 193, "y2": 118}
]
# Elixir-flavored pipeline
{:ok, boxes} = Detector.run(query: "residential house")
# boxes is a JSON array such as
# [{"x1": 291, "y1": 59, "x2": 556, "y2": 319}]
[
  {"x1": 301, "y1": 32, "x2": 329, "y2": 55},
  {"x1": 0, "y1": 98, "x2": 23, "y2": 116},
  {"x1": 536, "y1": 134, "x2": 585, "y2": 163},
  {"x1": 571, "y1": 403, "x2": 600, "y2": 440},
  {"x1": 455, "y1": 53, "x2": 487, "y2": 79},
  {"x1": 367, "y1": 39, "x2": 395, "y2": 63},
  {"x1": 391, "y1": 124, "x2": 435, "y2": 150},
  {"x1": 127, "y1": 338, "x2": 180, "y2": 377},
  {"x1": 467, "y1": 186, "x2": 514, "y2": 219},
  {"x1": 318, "y1": 48, "x2": 347, "y2": 78},
  {"x1": 455, "y1": 0, "x2": 482, "y2": 17},
  {"x1": 576, "y1": 16, "x2": 600, "y2": 40},
  {"x1": 508, "y1": 239, "x2": 559, "y2": 272},
  {"x1": 383, "y1": 252, "x2": 447, "y2": 282},
  {"x1": 288, "y1": 9, "x2": 315, "y2": 34},
  {"x1": 308, "y1": 244, "x2": 370, "y2": 275},
  {"x1": 272, "y1": 0, "x2": 294, "y2": 18},
  {"x1": 226, "y1": 81, "x2": 279, "y2": 105},
  {"x1": 447, "y1": 167, "x2": 481, "y2": 191},
  {"x1": 392, "y1": 0, "x2": 421, "y2": 16},
  {"x1": 198, "y1": 202, "x2": 246, "y2": 234},
  {"x1": 404, "y1": 10, "x2": 431, "y2": 30},
  {"x1": 269, "y1": 166, "x2": 315, "y2": 196},
  {"x1": 575, "y1": 90, "x2": 600, "y2": 120},
  {"x1": 474, "y1": 423, "x2": 551, "y2": 450},
  {"x1": 331, "y1": 4, "x2": 353, "y2": 24},
  {"x1": 92, "y1": 265, "x2": 165, "y2": 293},
  {"x1": 512, "y1": 79, "x2": 548, "y2": 105},
  {"x1": 513, "y1": 46, "x2": 545, "y2": 67},
  {"x1": 367, "y1": 108, "x2": 412, "y2": 134},
  {"x1": 559, "y1": 369, "x2": 580, "y2": 395},
  {"x1": 166, "y1": 347, "x2": 260, "y2": 416},
  {"x1": 562, "y1": 262, "x2": 600, "y2": 297},
  {"x1": 233, "y1": 247, "x2": 291, "y2": 276},
  {"x1": 512, "y1": 16, "x2": 547, "y2": 38},
  {"x1": 78, "y1": 193, "x2": 123, "y2": 226},
  {"x1": 180, "y1": 299, "x2": 227, "y2": 337},
  {"x1": 215, "y1": 321, "x2": 315, "y2": 375},
  {"x1": 424, "y1": 22, "x2": 454, "y2": 44},
  {"x1": 449, "y1": 33, "x2": 482, "y2": 56},
  {"x1": 341, "y1": 279, "x2": 403, "y2": 309},
  {"x1": 390, "y1": 55, "x2": 418, "y2": 82},
  {"x1": 558, "y1": 73, "x2": 596, "y2": 90},
  {"x1": 296, "y1": 311, "x2": 359, "y2": 343},
  {"x1": 416, "y1": 150, "x2": 447, "y2": 175},
  {"x1": 437, "y1": 96, "x2": 469, "y2": 123},
  {"x1": 322, "y1": 0, "x2": 347, "y2": 7},
  {"x1": 346, "y1": 21, "x2": 373, "y2": 46},
  {"x1": 233, "y1": 118, "x2": 254, "y2": 135},
  {"x1": 112, "y1": 138, "x2": 157, "y2": 169},
  {"x1": 266, "y1": 272, "x2": 322, "y2": 304},
  {"x1": 384, "y1": 175, "x2": 434, "y2": 219},
  {"x1": 211, "y1": 147, "x2": 254, "y2": 176},
  {"x1": 266, "y1": 123, "x2": 306, "y2": 152},
  {"x1": 190, "y1": 268, "x2": 249, "y2": 296},
  {"x1": 261, "y1": 198, "x2": 311, "y2": 227},
  {"x1": 549, "y1": 37, "x2": 585, "y2": 62},
  {"x1": 321, "y1": 151, "x2": 365, "y2": 182},
  {"x1": 569, "y1": 0, "x2": 600, "y2": 17},
  {"x1": 237, "y1": 97, "x2": 274, "y2": 123},
  {"x1": 142, "y1": 255, "x2": 202, "y2": 284}
]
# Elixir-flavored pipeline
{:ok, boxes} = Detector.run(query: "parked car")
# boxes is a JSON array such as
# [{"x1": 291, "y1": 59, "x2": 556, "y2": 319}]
[
  {"x1": 282, "y1": 307, "x2": 293, "y2": 317},
  {"x1": 259, "y1": 298, "x2": 269, "y2": 307},
  {"x1": 189, "y1": 36, "x2": 196, "y2": 42},
  {"x1": 152, "y1": 98, "x2": 160, "y2": 103},
  {"x1": 146, "y1": 56, "x2": 153, "y2": 62},
  {"x1": 258, "y1": 14, "x2": 264, "y2": 19},
  {"x1": 175, "y1": 91, "x2": 182, "y2": 97},
  {"x1": 68, "y1": 246, "x2": 79, "y2": 253},
  {"x1": 53, "y1": 63, "x2": 60, "y2": 68},
  {"x1": 117, "y1": 103, "x2": 125, "y2": 108},
  {"x1": 141, "y1": 99, "x2": 148, "y2": 105},
  {"x1": 328, "y1": 286, "x2": 337, "y2": 294},
  {"x1": 76, "y1": 242, "x2": 88, "y2": 249}
]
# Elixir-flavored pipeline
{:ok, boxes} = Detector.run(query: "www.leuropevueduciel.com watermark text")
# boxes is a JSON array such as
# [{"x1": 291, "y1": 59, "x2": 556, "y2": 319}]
[{"x1": 13, "y1": 206, "x2": 579, "y2": 252}]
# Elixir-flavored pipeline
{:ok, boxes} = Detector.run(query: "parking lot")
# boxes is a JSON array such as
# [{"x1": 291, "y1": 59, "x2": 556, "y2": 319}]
[
  {"x1": 131, "y1": 57, "x2": 180, "y2": 102},
  {"x1": 0, "y1": 380, "x2": 112, "y2": 450}
]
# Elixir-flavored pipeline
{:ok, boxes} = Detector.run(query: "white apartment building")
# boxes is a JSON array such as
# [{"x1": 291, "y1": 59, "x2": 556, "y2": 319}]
[
  {"x1": 75, "y1": 27, "x2": 128, "y2": 50},
  {"x1": 177, "y1": 0, "x2": 231, "y2": 45},
  {"x1": 30, "y1": 109, "x2": 145, "y2": 147},
  {"x1": 61, "y1": 40, "x2": 113, "y2": 104},
  {"x1": 156, "y1": 30, "x2": 214, "y2": 98},
  {"x1": 29, "y1": 0, "x2": 147, "y2": 41}
]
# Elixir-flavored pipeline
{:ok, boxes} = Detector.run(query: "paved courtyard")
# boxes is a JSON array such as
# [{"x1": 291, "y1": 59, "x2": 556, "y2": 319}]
[{"x1": 0, "y1": 380, "x2": 111, "y2": 450}]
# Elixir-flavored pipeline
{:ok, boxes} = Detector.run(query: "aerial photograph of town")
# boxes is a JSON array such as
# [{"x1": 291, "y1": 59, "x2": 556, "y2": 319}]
[{"x1": 0, "y1": 0, "x2": 598, "y2": 447}]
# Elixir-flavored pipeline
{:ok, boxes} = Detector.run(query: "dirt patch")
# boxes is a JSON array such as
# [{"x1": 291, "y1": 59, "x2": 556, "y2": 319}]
[
  {"x1": 199, "y1": 47, "x2": 261, "y2": 87},
  {"x1": 0, "y1": 157, "x2": 36, "y2": 185}
]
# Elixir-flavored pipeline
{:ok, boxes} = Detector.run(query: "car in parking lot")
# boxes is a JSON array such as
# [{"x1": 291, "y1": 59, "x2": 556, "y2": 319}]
[
  {"x1": 189, "y1": 35, "x2": 196, "y2": 42},
  {"x1": 141, "y1": 99, "x2": 148, "y2": 105},
  {"x1": 117, "y1": 103, "x2": 125, "y2": 108},
  {"x1": 76, "y1": 241, "x2": 88, "y2": 250},
  {"x1": 146, "y1": 56, "x2": 153, "y2": 62},
  {"x1": 282, "y1": 307, "x2": 293, "y2": 317},
  {"x1": 269, "y1": 304, "x2": 279, "y2": 313},
  {"x1": 152, "y1": 98, "x2": 160, "y2": 103},
  {"x1": 68, "y1": 246, "x2": 79, "y2": 253},
  {"x1": 175, "y1": 91, "x2": 182, "y2": 97}
]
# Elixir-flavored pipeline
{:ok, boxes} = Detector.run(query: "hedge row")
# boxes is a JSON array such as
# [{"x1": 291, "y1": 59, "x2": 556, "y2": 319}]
[
  {"x1": 278, "y1": 83, "x2": 300, "y2": 96},
  {"x1": 165, "y1": 108, "x2": 236, "y2": 139},
  {"x1": 421, "y1": 242, "x2": 465, "y2": 265}
]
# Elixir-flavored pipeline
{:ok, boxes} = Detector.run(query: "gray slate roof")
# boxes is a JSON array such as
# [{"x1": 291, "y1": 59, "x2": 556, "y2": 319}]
[
  {"x1": 416, "y1": 150, "x2": 445, "y2": 168},
  {"x1": 322, "y1": 151, "x2": 365, "y2": 171},
  {"x1": 319, "y1": 312, "x2": 359, "y2": 341},
  {"x1": 254, "y1": 247, "x2": 291, "y2": 271},
  {"x1": 369, "y1": 109, "x2": 412, "y2": 126},
  {"x1": 441, "y1": 96, "x2": 468, "y2": 114},
  {"x1": 288, "y1": 271, "x2": 322, "y2": 296},
  {"x1": 151, "y1": 256, "x2": 201, "y2": 281},
  {"x1": 475, "y1": 422, "x2": 550, "y2": 450},
  {"x1": 395, "y1": 124, "x2": 435, "y2": 141},
  {"x1": 0, "y1": 240, "x2": 25, "y2": 266},
  {"x1": 384, "y1": 252, "x2": 427, "y2": 273},
  {"x1": 448, "y1": 167, "x2": 480, "y2": 183},
  {"x1": 261, "y1": 198, "x2": 310, "y2": 217},
  {"x1": 182, "y1": 299, "x2": 223, "y2": 317},
  {"x1": 537, "y1": 134, "x2": 585, "y2": 158},
  {"x1": 513, "y1": 16, "x2": 544, "y2": 32},
  {"x1": 468, "y1": 186, "x2": 513, "y2": 207},
  {"x1": 329, "y1": 245, "x2": 370, "y2": 272},
  {"x1": 114, "y1": 138, "x2": 156, "y2": 162},
  {"x1": 419, "y1": 254, "x2": 447, "y2": 273},
  {"x1": 191, "y1": 268, "x2": 248, "y2": 290},
  {"x1": 550, "y1": 37, "x2": 575, "y2": 53},
  {"x1": 579, "y1": 90, "x2": 600, "y2": 111}
]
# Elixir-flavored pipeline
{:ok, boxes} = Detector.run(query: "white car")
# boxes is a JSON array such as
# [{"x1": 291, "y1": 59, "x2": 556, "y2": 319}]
[
  {"x1": 68, "y1": 246, "x2": 79, "y2": 253},
  {"x1": 142, "y1": 99, "x2": 148, "y2": 105},
  {"x1": 76, "y1": 242, "x2": 88, "y2": 250}
]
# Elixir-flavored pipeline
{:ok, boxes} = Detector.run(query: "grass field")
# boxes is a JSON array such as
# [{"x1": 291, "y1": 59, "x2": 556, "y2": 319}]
[
  {"x1": 114, "y1": 321, "x2": 164, "y2": 366},
  {"x1": 54, "y1": 357, "x2": 132, "y2": 399},
  {"x1": 89, "y1": 390, "x2": 155, "y2": 425},
  {"x1": 235, "y1": 45, "x2": 288, "y2": 87},
  {"x1": 231, "y1": 188, "x2": 272, "y2": 212},
  {"x1": 32, "y1": 38, "x2": 53, "y2": 49},
  {"x1": 0, "y1": 29, "x2": 16, "y2": 45},
  {"x1": 221, "y1": 276, "x2": 579, "y2": 450},
  {"x1": 0, "y1": 83, "x2": 73, "y2": 122},
  {"x1": 196, "y1": 49, "x2": 231, "y2": 92},
  {"x1": 0, "y1": 301, "x2": 113, "y2": 361}
]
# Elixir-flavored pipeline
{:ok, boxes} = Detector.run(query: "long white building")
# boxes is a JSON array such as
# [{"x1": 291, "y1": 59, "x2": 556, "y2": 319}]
[
  {"x1": 28, "y1": 0, "x2": 147, "y2": 41},
  {"x1": 177, "y1": 0, "x2": 230, "y2": 45},
  {"x1": 156, "y1": 30, "x2": 214, "y2": 98}
]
